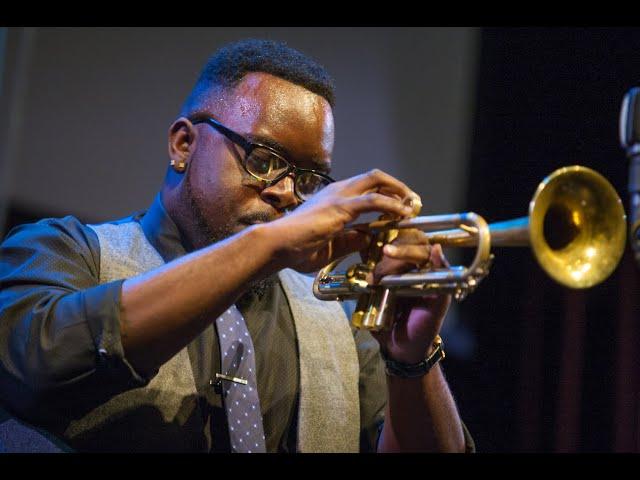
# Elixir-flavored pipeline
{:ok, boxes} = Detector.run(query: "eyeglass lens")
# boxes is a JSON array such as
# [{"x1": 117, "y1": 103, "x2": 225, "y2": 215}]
[{"x1": 244, "y1": 147, "x2": 331, "y2": 200}]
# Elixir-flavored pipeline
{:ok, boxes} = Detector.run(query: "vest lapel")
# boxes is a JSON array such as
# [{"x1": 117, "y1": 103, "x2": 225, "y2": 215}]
[{"x1": 278, "y1": 269, "x2": 360, "y2": 453}]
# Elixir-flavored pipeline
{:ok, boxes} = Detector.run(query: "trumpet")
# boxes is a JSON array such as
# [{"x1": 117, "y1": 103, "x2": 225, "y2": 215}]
[{"x1": 313, "y1": 166, "x2": 627, "y2": 331}]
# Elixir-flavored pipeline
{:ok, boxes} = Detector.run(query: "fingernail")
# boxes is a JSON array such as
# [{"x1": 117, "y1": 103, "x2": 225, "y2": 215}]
[{"x1": 385, "y1": 245, "x2": 398, "y2": 255}]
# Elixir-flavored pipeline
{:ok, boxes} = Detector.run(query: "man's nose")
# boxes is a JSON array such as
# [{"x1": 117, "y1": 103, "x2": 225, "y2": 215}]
[{"x1": 260, "y1": 175, "x2": 298, "y2": 210}]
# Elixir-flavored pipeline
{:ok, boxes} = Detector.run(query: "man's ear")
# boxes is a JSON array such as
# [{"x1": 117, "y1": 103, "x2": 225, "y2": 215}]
[{"x1": 168, "y1": 117, "x2": 197, "y2": 173}]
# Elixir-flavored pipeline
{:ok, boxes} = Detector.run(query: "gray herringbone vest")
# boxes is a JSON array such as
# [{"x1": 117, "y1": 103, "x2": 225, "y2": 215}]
[{"x1": 65, "y1": 220, "x2": 359, "y2": 452}]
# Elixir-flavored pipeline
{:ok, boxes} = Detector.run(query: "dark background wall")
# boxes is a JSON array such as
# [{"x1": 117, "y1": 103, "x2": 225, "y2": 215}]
[
  {"x1": 0, "y1": 27, "x2": 477, "y2": 224},
  {"x1": 448, "y1": 27, "x2": 640, "y2": 452},
  {"x1": 2, "y1": 26, "x2": 640, "y2": 452}
]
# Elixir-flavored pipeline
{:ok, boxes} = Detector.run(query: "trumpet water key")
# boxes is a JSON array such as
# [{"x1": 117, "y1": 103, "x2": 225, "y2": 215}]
[{"x1": 313, "y1": 166, "x2": 627, "y2": 331}]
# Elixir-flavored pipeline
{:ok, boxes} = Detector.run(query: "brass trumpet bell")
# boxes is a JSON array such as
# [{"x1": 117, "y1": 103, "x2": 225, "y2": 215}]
[{"x1": 528, "y1": 165, "x2": 626, "y2": 289}]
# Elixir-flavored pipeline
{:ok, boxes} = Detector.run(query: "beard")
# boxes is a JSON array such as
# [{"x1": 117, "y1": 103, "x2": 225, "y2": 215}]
[{"x1": 185, "y1": 175, "x2": 278, "y2": 300}]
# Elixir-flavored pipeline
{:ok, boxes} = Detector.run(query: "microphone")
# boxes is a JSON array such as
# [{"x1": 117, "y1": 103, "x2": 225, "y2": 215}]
[{"x1": 620, "y1": 87, "x2": 640, "y2": 265}]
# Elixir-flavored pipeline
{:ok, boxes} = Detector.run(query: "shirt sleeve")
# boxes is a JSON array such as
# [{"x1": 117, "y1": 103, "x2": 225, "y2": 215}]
[{"x1": 0, "y1": 216, "x2": 154, "y2": 424}]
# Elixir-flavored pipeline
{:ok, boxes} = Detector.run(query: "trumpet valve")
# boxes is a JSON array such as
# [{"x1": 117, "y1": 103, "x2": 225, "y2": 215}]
[{"x1": 353, "y1": 287, "x2": 395, "y2": 331}]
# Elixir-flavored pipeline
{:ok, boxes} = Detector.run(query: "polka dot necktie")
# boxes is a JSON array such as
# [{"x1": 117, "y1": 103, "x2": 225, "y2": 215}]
[{"x1": 215, "y1": 306, "x2": 266, "y2": 453}]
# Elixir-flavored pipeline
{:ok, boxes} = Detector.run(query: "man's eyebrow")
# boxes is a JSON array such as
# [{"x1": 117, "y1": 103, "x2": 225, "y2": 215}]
[
  {"x1": 247, "y1": 133, "x2": 332, "y2": 173},
  {"x1": 247, "y1": 133, "x2": 289, "y2": 156}
]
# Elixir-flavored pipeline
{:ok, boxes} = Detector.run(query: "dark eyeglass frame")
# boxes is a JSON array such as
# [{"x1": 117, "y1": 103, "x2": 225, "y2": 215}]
[{"x1": 188, "y1": 114, "x2": 335, "y2": 202}]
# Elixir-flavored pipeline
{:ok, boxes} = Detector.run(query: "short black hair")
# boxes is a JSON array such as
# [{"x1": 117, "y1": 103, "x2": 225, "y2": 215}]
[{"x1": 182, "y1": 39, "x2": 335, "y2": 114}]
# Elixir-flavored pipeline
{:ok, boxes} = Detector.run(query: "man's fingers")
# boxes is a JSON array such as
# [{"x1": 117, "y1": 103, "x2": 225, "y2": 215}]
[
  {"x1": 344, "y1": 169, "x2": 416, "y2": 202},
  {"x1": 429, "y1": 244, "x2": 449, "y2": 268},
  {"x1": 383, "y1": 243, "x2": 432, "y2": 264},
  {"x1": 381, "y1": 242, "x2": 449, "y2": 270},
  {"x1": 343, "y1": 192, "x2": 414, "y2": 218}
]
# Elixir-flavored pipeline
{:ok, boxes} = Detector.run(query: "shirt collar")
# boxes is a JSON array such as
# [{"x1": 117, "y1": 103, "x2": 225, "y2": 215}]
[{"x1": 139, "y1": 193, "x2": 187, "y2": 263}]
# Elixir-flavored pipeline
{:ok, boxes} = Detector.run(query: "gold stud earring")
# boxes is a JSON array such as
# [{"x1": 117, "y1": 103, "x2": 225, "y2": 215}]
[{"x1": 170, "y1": 158, "x2": 187, "y2": 172}]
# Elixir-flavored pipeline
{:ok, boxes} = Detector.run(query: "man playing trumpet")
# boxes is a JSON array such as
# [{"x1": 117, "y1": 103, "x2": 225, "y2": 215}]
[{"x1": 0, "y1": 39, "x2": 473, "y2": 453}]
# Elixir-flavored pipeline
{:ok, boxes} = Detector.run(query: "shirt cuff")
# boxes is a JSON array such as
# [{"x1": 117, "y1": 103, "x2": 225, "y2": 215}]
[{"x1": 82, "y1": 279, "x2": 157, "y2": 387}]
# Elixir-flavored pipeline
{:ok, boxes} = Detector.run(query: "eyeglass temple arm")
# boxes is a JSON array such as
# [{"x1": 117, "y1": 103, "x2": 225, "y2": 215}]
[{"x1": 189, "y1": 115, "x2": 253, "y2": 151}]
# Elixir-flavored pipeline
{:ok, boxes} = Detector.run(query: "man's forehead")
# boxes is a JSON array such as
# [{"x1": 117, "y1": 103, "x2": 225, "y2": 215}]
[
  {"x1": 217, "y1": 72, "x2": 334, "y2": 164},
  {"x1": 226, "y1": 72, "x2": 331, "y2": 122}
]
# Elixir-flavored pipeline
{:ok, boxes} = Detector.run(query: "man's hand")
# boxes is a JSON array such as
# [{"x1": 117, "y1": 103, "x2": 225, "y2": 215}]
[
  {"x1": 264, "y1": 169, "x2": 418, "y2": 273},
  {"x1": 372, "y1": 232, "x2": 466, "y2": 453},
  {"x1": 370, "y1": 231, "x2": 452, "y2": 364}
]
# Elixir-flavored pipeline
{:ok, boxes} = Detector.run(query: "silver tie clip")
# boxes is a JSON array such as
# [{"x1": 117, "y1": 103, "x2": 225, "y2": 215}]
[{"x1": 214, "y1": 373, "x2": 248, "y2": 385}]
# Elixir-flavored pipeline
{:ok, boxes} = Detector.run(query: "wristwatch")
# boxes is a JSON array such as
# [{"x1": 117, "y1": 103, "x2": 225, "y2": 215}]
[{"x1": 381, "y1": 335, "x2": 445, "y2": 378}]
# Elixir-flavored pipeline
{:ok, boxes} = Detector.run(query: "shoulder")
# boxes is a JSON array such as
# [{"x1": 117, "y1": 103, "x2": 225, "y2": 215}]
[
  {"x1": 0, "y1": 213, "x2": 137, "y2": 274},
  {"x1": 0, "y1": 216, "x2": 103, "y2": 288},
  {"x1": 2, "y1": 211, "x2": 144, "y2": 252},
  {"x1": 2, "y1": 215, "x2": 98, "y2": 255}
]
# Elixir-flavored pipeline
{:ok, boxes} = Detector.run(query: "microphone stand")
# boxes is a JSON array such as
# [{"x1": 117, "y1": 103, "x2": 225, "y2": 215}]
[{"x1": 620, "y1": 87, "x2": 640, "y2": 267}]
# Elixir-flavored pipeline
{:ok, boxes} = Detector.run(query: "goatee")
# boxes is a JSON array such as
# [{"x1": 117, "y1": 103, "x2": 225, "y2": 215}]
[{"x1": 186, "y1": 179, "x2": 279, "y2": 300}]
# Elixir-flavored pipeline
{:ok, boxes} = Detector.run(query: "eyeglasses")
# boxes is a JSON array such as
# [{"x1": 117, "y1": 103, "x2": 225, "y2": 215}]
[{"x1": 189, "y1": 114, "x2": 335, "y2": 202}]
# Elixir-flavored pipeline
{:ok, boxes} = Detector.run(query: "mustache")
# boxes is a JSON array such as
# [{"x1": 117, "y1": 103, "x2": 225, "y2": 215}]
[{"x1": 238, "y1": 211, "x2": 280, "y2": 224}]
